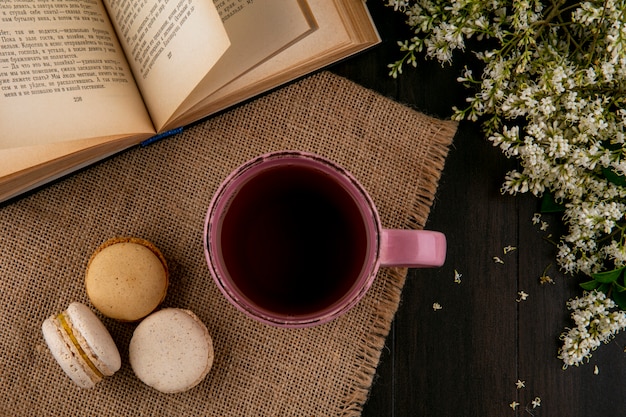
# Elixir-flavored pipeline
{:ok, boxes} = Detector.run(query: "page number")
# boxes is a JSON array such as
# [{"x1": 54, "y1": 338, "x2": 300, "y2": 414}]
[{"x1": 73, "y1": 96, "x2": 83, "y2": 102}]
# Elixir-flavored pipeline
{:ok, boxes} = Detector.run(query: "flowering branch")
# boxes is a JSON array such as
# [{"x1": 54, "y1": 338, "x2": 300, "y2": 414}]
[
  {"x1": 385, "y1": 0, "x2": 626, "y2": 366},
  {"x1": 558, "y1": 291, "x2": 626, "y2": 367}
]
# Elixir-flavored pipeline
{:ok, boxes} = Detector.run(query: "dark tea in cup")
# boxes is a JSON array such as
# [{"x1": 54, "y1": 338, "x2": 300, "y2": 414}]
[
  {"x1": 219, "y1": 161, "x2": 369, "y2": 317},
  {"x1": 204, "y1": 151, "x2": 446, "y2": 327}
]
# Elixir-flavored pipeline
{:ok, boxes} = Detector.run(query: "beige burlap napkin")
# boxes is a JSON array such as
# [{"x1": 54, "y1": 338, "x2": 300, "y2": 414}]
[{"x1": 0, "y1": 71, "x2": 456, "y2": 416}]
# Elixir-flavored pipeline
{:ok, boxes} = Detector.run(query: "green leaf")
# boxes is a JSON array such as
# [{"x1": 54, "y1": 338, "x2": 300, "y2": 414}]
[
  {"x1": 540, "y1": 192, "x2": 566, "y2": 213},
  {"x1": 599, "y1": 283, "x2": 611, "y2": 294},
  {"x1": 612, "y1": 289, "x2": 626, "y2": 310},
  {"x1": 602, "y1": 166, "x2": 626, "y2": 187},
  {"x1": 580, "y1": 280, "x2": 600, "y2": 290},
  {"x1": 614, "y1": 278, "x2": 626, "y2": 292},
  {"x1": 592, "y1": 266, "x2": 626, "y2": 284}
]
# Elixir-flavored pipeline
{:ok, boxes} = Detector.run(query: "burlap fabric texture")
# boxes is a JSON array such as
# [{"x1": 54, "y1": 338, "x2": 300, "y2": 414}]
[{"x1": 0, "y1": 71, "x2": 457, "y2": 416}]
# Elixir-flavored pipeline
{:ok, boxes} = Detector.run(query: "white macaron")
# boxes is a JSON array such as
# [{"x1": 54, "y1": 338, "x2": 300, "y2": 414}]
[
  {"x1": 42, "y1": 302, "x2": 121, "y2": 389},
  {"x1": 129, "y1": 308, "x2": 214, "y2": 393}
]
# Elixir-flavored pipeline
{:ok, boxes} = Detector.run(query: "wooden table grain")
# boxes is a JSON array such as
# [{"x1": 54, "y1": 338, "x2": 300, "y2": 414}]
[{"x1": 332, "y1": 3, "x2": 626, "y2": 416}]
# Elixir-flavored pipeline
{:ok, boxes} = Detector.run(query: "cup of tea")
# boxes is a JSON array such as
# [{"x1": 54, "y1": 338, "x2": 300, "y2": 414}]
[{"x1": 203, "y1": 151, "x2": 446, "y2": 328}]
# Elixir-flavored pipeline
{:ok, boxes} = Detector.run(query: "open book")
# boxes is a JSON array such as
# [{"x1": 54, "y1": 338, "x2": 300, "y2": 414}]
[{"x1": 0, "y1": 0, "x2": 380, "y2": 203}]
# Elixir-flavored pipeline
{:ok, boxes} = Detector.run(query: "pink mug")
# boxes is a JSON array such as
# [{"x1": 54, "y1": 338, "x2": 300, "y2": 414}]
[{"x1": 203, "y1": 151, "x2": 446, "y2": 328}]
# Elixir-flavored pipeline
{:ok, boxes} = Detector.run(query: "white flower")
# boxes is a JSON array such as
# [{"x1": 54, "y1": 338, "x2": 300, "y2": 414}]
[
  {"x1": 532, "y1": 397, "x2": 542, "y2": 408},
  {"x1": 586, "y1": 67, "x2": 597, "y2": 83},
  {"x1": 558, "y1": 291, "x2": 626, "y2": 367},
  {"x1": 503, "y1": 245, "x2": 517, "y2": 254},
  {"x1": 454, "y1": 269, "x2": 462, "y2": 283},
  {"x1": 532, "y1": 213, "x2": 542, "y2": 224},
  {"x1": 493, "y1": 256, "x2": 505, "y2": 264}
]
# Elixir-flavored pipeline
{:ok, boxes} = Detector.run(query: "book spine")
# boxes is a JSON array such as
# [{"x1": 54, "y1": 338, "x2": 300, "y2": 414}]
[{"x1": 140, "y1": 127, "x2": 184, "y2": 147}]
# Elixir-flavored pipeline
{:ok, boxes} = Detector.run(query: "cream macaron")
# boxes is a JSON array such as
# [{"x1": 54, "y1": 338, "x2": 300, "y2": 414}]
[
  {"x1": 42, "y1": 302, "x2": 121, "y2": 389},
  {"x1": 85, "y1": 237, "x2": 169, "y2": 322},
  {"x1": 129, "y1": 308, "x2": 214, "y2": 393}
]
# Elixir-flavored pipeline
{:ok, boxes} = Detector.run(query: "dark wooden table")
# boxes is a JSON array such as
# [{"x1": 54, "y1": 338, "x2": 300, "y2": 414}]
[{"x1": 332, "y1": 3, "x2": 626, "y2": 416}]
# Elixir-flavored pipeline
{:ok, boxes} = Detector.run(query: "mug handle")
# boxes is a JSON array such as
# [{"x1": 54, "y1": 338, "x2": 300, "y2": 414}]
[{"x1": 379, "y1": 229, "x2": 446, "y2": 268}]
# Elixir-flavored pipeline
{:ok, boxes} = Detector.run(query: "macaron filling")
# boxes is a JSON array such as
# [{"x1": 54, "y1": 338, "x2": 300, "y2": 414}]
[{"x1": 57, "y1": 312, "x2": 104, "y2": 380}]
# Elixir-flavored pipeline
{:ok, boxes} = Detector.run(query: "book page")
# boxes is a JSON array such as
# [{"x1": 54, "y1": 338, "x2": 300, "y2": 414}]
[
  {"x1": 179, "y1": 0, "x2": 379, "y2": 125},
  {"x1": 0, "y1": 0, "x2": 155, "y2": 150},
  {"x1": 163, "y1": 0, "x2": 316, "y2": 129},
  {"x1": 104, "y1": 0, "x2": 231, "y2": 130},
  {"x1": 0, "y1": 133, "x2": 152, "y2": 202}
]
